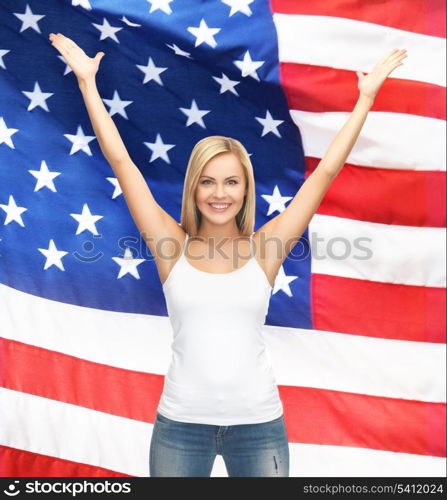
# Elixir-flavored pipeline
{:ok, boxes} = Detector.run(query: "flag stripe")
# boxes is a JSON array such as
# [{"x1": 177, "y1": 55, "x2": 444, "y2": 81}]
[
  {"x1": 290, "y1": 109, "x2": 445, "y2": 172},
  {"x1": 271, "y1": 0, "x2": 446, "y2": 38},
  {"x1": 3, "y1": 339, "x2": 445, "y2": 456},
  {"x1": 309, "y1": 214, "x2": 446, "y2": 289},
  {"x1": 0, "y1": 446, "x2": 131, "y2": 478},
  {"x1": 305, "y1": 158, "x2": 446, "y2": 228},
  {"x1": 311, "y1": 274, "x2": 446, "y2": 344},
  {"x1": 281, "y1": 386, "x2": 446, "y2": 457},
  {"x1": 0, "y1": 283, "x2": 172, "y2": 374},
  {"x1": 2, "y1": 338, "x2": 162, "y2": 423},
  {"x1": 2, "y1": 389, "x2": 445, "y2": 477},
  {"x1": 272, "y1": 13, "x2": 446, "y2": 87},
  {"x1": 281, "y1": 62, "x2": 446, "y2": 120},
  {"x1": 267, "y1": 326, "x2": 446, "y2": 402},
  {"x1": 1, "y1": 388, "x2": 150, "y2": 478},
  {"x1": 2, "y1": 443, "x2": 445, "y2": 479},
  {"x1": 2, "y1": 285, "x2": 445, "y2": 401}
]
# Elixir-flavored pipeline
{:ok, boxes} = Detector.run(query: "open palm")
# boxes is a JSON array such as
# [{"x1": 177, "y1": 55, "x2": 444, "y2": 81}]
[
  {"x1": 49, "y1": 32, "x2": 105, "y2": 82},
  {"x1": 356, "y1": 48, "x2": 408, "y2": 99}
]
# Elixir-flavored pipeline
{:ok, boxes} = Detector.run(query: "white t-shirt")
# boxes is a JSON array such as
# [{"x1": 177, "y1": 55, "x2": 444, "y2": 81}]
[{"x1": 157, "y1": 233, "x2": 283, "y2": 425}]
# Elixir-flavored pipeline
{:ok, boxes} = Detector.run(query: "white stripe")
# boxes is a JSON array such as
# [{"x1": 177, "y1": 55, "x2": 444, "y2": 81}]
[
  {"x1": 309, "y1": 214, "x2": 446, "y2": 287},
  {"x1": 273, "y1": 13, "x2": 446, "y2": 87},
  {"x1": 1, "y1": 389, "x2": 444, "y2": 477},
  {"x1": 0, "y1": 282, "x2": 172, "y2": 374},
  {"x1": 290, "y1": 109, "x2": 446, "y2": 172},
  {"x1": 1, "y1": 283, "x2": 445, "y2": 402},
  {"x1": 289, "y1": 442, "x2": 446, "y2": 478},
  {"x1": 0, "y1": 388, "x2": 149, "y2": 477},
  {"x1": 266, "y1": 325, "x2": 446, "y2": 403}
]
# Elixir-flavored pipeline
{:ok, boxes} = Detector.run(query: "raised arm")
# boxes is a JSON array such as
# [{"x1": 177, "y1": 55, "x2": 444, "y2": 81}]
[
  {"x1": 48, "y1": 33, "x2": 184, "y2": 272},
  {"x1": 256, "y1": 48, "x2": 408, "y2": 263}
]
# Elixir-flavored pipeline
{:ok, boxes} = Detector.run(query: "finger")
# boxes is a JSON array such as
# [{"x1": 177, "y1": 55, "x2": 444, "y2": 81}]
[
  {"x1": 53, "y1": 37, "x2": 73, "y2": 55},
  {"x1": 387, "y1": 60, "x2": 405, "y2": 75},
  {"x1": 387, "y1": 49, "x2": 407, "y2": 62},
  {"x1": 51, "y1": 33, "x2": 72, "y2": 50},
  {"x1": 382, "y1": 49, "x2": 406, "y2": 65},
  {"x1": 386, "y1": 52, "x2": 408, "y2": 67},
  {"x1": 57, "y1": 33, "x2": 78, "y2": 51},
  {"x1": 378, "y1": 48, "x2": 399, "y2": 65},
  {"x1": 391, "y1": 49, "x2": 407, "y2": 58},
  {"x1": 381, "y1": 54, "x2": 405, "y2": 69},
  {"x1": 51, "y1": 39, "x2": 69, "y2": 58}
]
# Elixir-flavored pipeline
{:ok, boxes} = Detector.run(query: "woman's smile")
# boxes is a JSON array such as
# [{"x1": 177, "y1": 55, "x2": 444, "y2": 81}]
[{"x1": 208, "y1": 203, "x2": 232, "y2": 213}]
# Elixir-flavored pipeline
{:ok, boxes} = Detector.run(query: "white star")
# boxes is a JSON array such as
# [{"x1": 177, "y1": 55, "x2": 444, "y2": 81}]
[
  {"x1": 0, "y1": 117, "x2": 19, "y2": 149},
  {"x1": 212, "y1": 72, "x2": 240, "y2": 96},
  {"x1": 0, "y1": 49, "x2": 10, "y2": 70},
  {"x1": 233, "y1": 50, "x2": 264, "y2": 81},
  {"x1": 106, "y1": 177, "x2": 122, "y2": 199},
  {"x1": 13, "y1": 4, "x2": 45, "y2": 34},
  {"x1": 70, "y1": 203, "x2": 104, "y2": 236},
  {"x1": 112, "y1": 247, "x2": 146, "y2": 279},
  {"x1": 57, "y1": 55, "x2": 73, "y2": 75},
  {"x1": 0, "y1": 195, "x2": 27, "y2": 226},
  {"x1": 64, "y1": 125, "x2": 96, "y2": 156},
  {"x1": 102, "y1": 90, "x2": 133, "y2": 119},
  {"x1": 72, "y1": 0, "x2": 92, "y2": 10},
  {"x1": 147, "y1": 0, "x2": 174, "y2": 14},
  {"x1": 136, "y1": 57, "x2": 168, "y2": 85},
  {"x1": 28, "y1": 160, "x2": 61, "y2": 192},
  {"x1": 38, "y1": 239, "x2": 69, "y2": 271},
  {"x1": 21, "y1": 81, "x2": 54, "y2": 112},
  {"x1": 255, "y1": 110, "x2": 284, "y2": 137},
  {"x1": 261, "y1": 186, "x2": 293, "y2": 216},
  {"x1": 144, "y1": 133, "x2": 175, "y2": 164},
  {"x1": 221, "y1": 0, "x2": 254, "y2": 16},
  {"x1": 271, "y1": 266, "x2": 299, "y2": 297},
  {"x1": 92, "y1": 18, "x2": 123, "y2": 43},
  {"x1": 187, "y1": 18, "x2": 221, "y2": 48},
  {"x1": 179, "y1": 99, "x2": 211, "y2": 128},
  {"x1": 166, "y1": 43, "x2": 192, "y2": 59},
  {"x1": 121, "y1": 16, "x2": 141, "y2": 27}
]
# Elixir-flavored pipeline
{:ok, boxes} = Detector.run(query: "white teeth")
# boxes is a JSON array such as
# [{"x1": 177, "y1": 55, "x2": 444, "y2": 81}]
[{"x1": 210, "y1": 204, "x2": 230, "y2": 208}]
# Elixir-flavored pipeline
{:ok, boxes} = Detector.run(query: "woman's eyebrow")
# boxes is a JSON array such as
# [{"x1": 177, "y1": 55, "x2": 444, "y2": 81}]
[{"x1": 200, "y1": 175, "x2": 240, "y2": 179}]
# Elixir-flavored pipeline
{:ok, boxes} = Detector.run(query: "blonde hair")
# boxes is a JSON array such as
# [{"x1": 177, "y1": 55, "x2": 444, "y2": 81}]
[{"x1": 180, "y1": 135, "x2": 256, "y2": 237}]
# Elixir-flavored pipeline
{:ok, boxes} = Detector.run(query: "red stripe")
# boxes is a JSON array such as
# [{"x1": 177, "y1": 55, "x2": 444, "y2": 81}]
[
  {"x1": 280, "y1": 385, "x2": 446, "y2": 457},
  {"x1": 305, "y1": 158, "x2": 446, "y2": 228},
  {"x1": 311, "y1": 274, "x2": 446, "y2": 343},
  {"x1": 280, "y1": 62, "x2": 446, "y2": 120},
  {"x1": 0, "y1": 446, "x2": 132, "y2": 477},
  {"x1": 2, "y1": 339, "x2": 445, "y2": 457},
  {"x1": 1, "y1": 338, "x2": 163, "y2": 422},
  {"x1": 270, "y1": 0, "x2": 446, "y2": 38}
]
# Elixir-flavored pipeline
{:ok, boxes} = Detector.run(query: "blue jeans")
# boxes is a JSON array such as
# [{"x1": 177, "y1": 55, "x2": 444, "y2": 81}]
[{"x1": 149, "y1": 411, "x2": 289, "y2": 477}]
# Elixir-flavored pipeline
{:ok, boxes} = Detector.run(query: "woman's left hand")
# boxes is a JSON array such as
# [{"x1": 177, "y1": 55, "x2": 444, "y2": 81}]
[{"x1": 356, "y1": 48, "x2": 408, "y2": 100}]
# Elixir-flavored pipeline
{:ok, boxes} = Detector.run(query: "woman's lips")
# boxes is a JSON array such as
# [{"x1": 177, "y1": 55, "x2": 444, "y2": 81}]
[{"x1": 208, "y1": 203, "x2": 232, "y2": 212}]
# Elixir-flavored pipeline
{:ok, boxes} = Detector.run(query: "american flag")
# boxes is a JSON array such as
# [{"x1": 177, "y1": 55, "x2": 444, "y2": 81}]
[{"x1": 0, "y1": 0, "x2": 445, "y2": 477}]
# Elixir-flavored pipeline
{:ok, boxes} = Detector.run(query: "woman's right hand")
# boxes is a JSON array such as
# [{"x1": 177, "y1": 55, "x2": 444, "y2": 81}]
[{"x1": 49, "y1": 32, "x2": 105, "y2": 83}]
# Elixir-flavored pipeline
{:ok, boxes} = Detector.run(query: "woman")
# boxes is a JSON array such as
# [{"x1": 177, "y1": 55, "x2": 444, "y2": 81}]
[{"x1": 49, "y1": 32, "x2": 407, "y2": 477}]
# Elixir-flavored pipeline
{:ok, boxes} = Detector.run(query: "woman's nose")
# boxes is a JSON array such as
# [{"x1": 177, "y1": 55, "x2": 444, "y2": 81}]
[{"x1": 214, "y1": 184, "x2": 226, "y2": 196}]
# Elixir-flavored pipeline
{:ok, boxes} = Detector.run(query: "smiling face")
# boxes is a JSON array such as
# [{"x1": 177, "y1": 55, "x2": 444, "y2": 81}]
[{"x1": 195, "y1": 152, "x2": 247, "y2": 228}]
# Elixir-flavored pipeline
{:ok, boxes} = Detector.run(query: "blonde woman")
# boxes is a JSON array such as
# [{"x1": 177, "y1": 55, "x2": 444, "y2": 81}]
[{"x1": 49, "y1": 32, "x2": 407, "y2": 477}]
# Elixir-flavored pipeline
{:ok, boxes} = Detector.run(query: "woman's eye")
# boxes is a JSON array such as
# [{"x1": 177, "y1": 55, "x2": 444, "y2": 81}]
[{"x1": 201, "y1": 180, "x2": 237, "y2": 185}]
